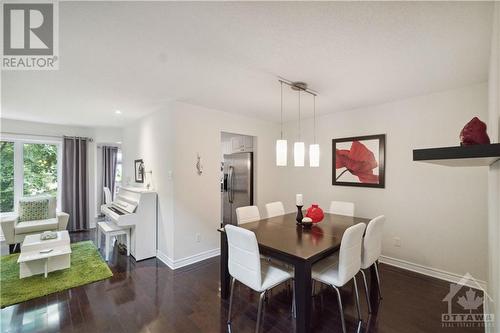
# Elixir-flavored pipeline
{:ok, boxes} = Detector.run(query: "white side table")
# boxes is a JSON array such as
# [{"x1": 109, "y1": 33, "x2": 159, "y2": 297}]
[{"x1": 17, "y1": 231, "x2": 71, "y2": 278}]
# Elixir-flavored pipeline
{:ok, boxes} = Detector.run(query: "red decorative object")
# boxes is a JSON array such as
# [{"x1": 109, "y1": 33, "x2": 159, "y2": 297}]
[
  {"x1": 306, "y1": 204, "x2": 324, "y2": 223},
  {"x1": 460, "y1": 117, "x2": 490, "y2": 145},
  {"x1": 336, "y1": 141, "x2": 379, "y2": 184}
]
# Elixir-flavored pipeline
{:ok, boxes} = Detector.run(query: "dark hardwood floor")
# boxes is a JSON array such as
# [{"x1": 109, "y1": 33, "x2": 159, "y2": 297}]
[{"x1": 1, "y1": 230, "x2": 485, "y2": 333}]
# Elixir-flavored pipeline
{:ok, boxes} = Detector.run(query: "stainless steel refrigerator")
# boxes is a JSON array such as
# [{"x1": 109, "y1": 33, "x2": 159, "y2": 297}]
[{"x1": 222, "y1": 152, "x2": 253, "y2": 226}]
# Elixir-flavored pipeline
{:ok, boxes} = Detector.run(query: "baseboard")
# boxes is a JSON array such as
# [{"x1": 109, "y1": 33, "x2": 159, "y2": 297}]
[
  {"x1": 380, "y1": 255, "x2": 487, "y2": 290},
  {"x1": 156, "y1": 250, "x2": 175, "y2": 269},
  {"x1": 156, "y1": 248, "x2": 220, "y2": 270}
]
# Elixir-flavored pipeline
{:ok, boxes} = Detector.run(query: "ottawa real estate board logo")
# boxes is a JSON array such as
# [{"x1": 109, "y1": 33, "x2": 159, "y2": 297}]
[{"x1": 2, "y1": 1, "x2": 59, "y2": 70}]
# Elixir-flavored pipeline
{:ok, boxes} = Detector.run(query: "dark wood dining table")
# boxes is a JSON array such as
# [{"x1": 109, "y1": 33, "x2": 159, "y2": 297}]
[{"x1": 219, "y1": 212, "x2": 373, "y2": 333}]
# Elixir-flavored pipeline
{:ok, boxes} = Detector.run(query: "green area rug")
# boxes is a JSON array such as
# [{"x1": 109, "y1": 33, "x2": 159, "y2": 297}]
[{"x1": 1, "y1": 240, "x2": 113, "y2": 308}]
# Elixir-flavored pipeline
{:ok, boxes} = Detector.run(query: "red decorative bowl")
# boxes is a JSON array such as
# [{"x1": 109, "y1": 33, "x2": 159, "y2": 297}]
[{"x1": 306, "y1": 204, "x2": 324, "y2": 223}]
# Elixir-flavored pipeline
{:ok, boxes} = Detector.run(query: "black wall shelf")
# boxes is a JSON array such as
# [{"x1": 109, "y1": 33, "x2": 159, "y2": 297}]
[{"x1": 413, "y1": 143, "x2": 500, "y2": 167}]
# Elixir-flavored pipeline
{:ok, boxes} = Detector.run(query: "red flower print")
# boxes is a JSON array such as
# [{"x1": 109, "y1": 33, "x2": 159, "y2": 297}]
[{"x1": 336, "y1": 141, "x2": 379, "y2": 184}]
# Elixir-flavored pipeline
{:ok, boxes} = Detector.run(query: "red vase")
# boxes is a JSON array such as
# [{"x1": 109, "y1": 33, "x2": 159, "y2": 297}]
[{"x1": 306, "y1": 204, "x2": 324, "y2": 223}]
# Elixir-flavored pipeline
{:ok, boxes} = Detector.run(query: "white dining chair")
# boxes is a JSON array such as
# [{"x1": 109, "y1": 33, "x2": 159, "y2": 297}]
[
  {"x1": 329, "y1": 201, "x2": 355, "y2": 217},
  {"x1": 359, "y1": 215, "x2": 386, "y2": 313},
  {"x1": 312, "y1": 223, "x2": 366, "y2": 333},
  {"x1": 225, "y1": 225, "x2": 294, "y2": 333},
  {"x1": 235, "y1": 206, "x2": 261, "y2": 225},
  {"x1": 264, "y1": 201, "x2": 285, "y2": 218}
]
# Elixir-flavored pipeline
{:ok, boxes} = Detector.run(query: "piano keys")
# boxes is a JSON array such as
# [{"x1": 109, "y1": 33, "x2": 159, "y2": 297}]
[{"x1": 101, "y1": 187, "x2": 157, "y2": 261}]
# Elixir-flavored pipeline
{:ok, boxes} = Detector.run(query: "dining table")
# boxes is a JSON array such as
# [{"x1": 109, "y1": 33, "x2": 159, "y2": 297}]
[{"x1": 219, "y1": 212, "x2": 376, "y2": 333}]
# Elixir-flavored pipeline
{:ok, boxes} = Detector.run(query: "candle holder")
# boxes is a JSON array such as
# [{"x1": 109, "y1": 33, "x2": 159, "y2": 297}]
[{"x1": 296, "y1": 205, "x2": 304, "y2": 224}]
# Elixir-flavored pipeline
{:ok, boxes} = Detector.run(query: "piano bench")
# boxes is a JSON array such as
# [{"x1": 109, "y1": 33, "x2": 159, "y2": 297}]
[{"x1": 97, "y1": 221, "x2": 130, "y2": 262}]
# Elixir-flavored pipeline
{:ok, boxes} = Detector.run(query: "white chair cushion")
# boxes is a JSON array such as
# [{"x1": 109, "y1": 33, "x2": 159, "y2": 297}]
[
  {"x1": 265, "y1": 202, "x2": 285, "y2": 218},
  {"x1": 15, "y1": 218, "x2": 59, "y2": 235},
  {"x1": 259, "y1": 259, "x2": 294, "y2": 292},
  {"x1": 312, "y1": 253, "x2": 341, "y2": 286},
  {"x1": 329, "y1": 201, "x2": 355, "y2": 217},
  {"x1": 361, "y1": 215, "x2": 385, "y2": 269},
  {"x1": 235, "y1": 206, "x2": 261, "y2": 225}
]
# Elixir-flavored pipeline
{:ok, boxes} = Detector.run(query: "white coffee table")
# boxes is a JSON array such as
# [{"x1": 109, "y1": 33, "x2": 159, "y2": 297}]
[{"x1": 17, "y1": 230, "x2": 72, "y2": 278}]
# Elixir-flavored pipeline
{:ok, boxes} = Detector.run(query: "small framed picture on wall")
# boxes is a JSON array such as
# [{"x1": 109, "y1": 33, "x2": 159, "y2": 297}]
[
  {"x1": 332, "y1": 134, "x2": 386, "y2": 188},
  {"x1": 134, "y1": 159, "x2": 144, "y2": 183}
]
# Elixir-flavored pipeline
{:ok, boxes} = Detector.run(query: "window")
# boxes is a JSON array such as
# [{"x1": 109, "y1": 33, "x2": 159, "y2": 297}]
[
  {"x1": 23, "y1": 143, "x2": 58, "y2": 197},
  {"x1": 0, "y1": 139, "x2": 61, "y2": 213},
  {"x1": 115, "y1": 149, "x2": 122, "y2": 195},
  {"x1": 0, "y1": 141, "x2": 15, "y2": 212}
]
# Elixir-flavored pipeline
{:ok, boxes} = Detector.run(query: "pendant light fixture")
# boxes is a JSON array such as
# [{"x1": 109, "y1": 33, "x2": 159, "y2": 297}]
[
  {"x1": 276, "y1": 81, "x2": 287, "y2": 166},
  {"x1": 276, "y1": 78, "x2": 319, "y2": 168},
  {"x1": 309, "y1": 95, "x2": 320, "y2": 167},
  {"x1": 294, "y1": 89, "x2": 305, "y2": 167}
]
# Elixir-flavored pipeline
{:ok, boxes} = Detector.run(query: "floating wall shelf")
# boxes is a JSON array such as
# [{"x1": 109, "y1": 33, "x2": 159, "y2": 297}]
[{"x1": 413, "y1": 143, "x2": 500, "y2": 167}]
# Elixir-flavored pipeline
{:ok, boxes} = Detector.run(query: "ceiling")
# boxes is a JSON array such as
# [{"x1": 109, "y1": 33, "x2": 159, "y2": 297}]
[{"x1": 1, "y1": 1, "x2": 493, "y2": 127}]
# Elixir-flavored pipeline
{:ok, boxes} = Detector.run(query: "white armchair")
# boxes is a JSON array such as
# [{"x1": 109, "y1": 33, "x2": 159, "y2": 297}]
[{"x1": 0, "y1": 196, "x2": 69, "y2": 253}]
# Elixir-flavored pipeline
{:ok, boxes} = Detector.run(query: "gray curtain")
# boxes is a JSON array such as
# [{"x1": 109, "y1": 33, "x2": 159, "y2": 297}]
[
  {"x1": 62, "y1": 137, "x2": 88, "y2": 231},
  {"x1": 102, "y1": 146, "x2": 118, "y2": 203}
]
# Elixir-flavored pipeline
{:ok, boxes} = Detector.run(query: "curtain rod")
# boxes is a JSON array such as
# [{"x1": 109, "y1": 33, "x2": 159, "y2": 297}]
[{"x1": 0, "y1": 131, "x2": 93, "y2": 142}]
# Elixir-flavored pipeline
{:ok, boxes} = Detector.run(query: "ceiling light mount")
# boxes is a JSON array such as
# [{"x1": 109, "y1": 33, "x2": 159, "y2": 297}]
[
  {"x1": 278, "y1": 78, "x2": 317, "y2": 96},
  {"x1": 291, "y1": 82, "x2": 308, "y2": 92}
]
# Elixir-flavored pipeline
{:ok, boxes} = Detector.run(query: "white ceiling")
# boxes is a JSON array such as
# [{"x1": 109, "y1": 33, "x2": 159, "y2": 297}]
[{"x1": 1, "y1": 1, "x2": 493, "y2": 127}]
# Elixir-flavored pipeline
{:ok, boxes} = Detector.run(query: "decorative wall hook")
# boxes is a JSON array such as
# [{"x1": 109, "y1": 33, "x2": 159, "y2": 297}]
[{"x1": 196, "y1": 153, "x2": 203, "y2": 175}]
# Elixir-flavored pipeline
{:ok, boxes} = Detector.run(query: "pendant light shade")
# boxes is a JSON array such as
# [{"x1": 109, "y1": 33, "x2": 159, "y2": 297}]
[
  {"x1": 294, "y1": 142, "x2": 305, "y2": 167},
  {"x1": 294, "y1": 90, "x2": 305, "y2": 167},
  {"x1": 276, "y1": 139, "x2": 287, "y2": 166},
  {"x1": 276, "y1": 81, "x2": 288, "y2": 166},
  {"x1": 309, "y1": 143, "x2": 320, "y2": 167},
  {"x1": 309, "y1": 95, "x2": 320, "y2": 167}
]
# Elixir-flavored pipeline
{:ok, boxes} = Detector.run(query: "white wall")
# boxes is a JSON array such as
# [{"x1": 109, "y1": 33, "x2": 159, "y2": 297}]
[
  {"x1": 0, "y1": 118, "x2": 122, "y2": 227},
  {"x1": 122, "y1": 101, "x2": 284, "y2": 265},
  {"x1": 281, "y1": 83, "x2": 489, "y2": 281},
  {"x1": 487, "y1": 3, "x2": 500, "y2": 331},
  {"x1": 122, "y1": 106, "x2": 176, "y2": 260}
]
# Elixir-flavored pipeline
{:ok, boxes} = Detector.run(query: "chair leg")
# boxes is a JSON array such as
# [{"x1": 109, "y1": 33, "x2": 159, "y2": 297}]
[
  {"x1": 227, "y1": 277, "x2": 236, "y2": 324},
  {"x1": 360, "y1": 269, "x2": 372, "y2": 313},
  {"x1": 126, "y1": 231, "x2": 130, "y2": 257},
  {"x1": 256, "y1": 292, "x2": 266, "y2": 333},
  {"x1": 292, "y1": 281, "x2": 296, "y2": 318},
  {"x1": 97, "y1": 227, "x2": 101, "y2": 249},
  {"x1": 374, "y1": 262, "x2": 383, "y2": 299},
  {"x1": 353, "y1": 275, "x2": 362, "y2": 322},
  {"x1": 105, "y1": 234, "x2": 110, "y2": 261},
  {"x1": 332, "y1": 285, "x2": 347, "y2": 333}
]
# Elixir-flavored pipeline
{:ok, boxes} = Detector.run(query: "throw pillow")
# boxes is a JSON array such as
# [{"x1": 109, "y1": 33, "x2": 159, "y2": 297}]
[{"x1": 18, "y1": 198, "x2": 50, "y2": 222}]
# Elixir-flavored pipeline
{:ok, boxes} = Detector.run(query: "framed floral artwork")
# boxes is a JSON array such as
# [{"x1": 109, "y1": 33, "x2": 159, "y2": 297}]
[{"x1": 332, "y1": 134, "x2": 386, "y2": 188}]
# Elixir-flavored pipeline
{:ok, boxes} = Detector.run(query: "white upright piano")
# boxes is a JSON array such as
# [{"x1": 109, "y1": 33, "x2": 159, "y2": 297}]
[{"x1": 101, "y1": 187, "x2": 157, "y2": 261}]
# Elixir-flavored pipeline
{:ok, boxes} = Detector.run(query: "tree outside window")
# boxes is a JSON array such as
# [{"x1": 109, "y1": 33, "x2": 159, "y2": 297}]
[{"x1": 0, "y1": 141, "x2": 15, "y2": 212}]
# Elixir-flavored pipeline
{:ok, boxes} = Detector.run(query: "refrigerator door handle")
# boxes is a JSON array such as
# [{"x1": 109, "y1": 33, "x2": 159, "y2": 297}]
[{"x1": 228, "y1": 166, "x2": 234, "y2": 203}]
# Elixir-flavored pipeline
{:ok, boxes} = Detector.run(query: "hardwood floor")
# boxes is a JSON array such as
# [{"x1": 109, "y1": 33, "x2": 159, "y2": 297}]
[{"x1": 1, "y1": 230, "x2": 485, "y2": 333}]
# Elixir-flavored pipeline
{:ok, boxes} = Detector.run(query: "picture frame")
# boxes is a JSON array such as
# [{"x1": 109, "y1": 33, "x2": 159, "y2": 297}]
[
  {"x1": 134, "y1": 159, "x2": 144, "y2": 183},
  {"x1": 332, "y1": 134, "x2": 386, "y2": 188}
]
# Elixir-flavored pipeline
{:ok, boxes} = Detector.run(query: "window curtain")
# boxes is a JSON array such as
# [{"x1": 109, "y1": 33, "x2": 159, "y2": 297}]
[
  {"x1": 102, "y1": 146, "x2": 118, "y2": 203},
  {"x1": 62, "y1": 137, "x2": 88, "y2": 231}
]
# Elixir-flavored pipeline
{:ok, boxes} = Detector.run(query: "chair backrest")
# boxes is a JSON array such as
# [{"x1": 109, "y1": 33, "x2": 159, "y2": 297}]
[
  {"x1": 361, "y1": 215, "x2": 386, "y2": 269},
  {"x1": 265, "y1": 201, "x2": 285, "y2": 218},
  {"x1": 337, "y1": 223, "x2": 366, "y2": 286},
  {"x1": 225, "y1": 224, "x2": 262, "y2": 291},
  {"x1": 103, "y1": 187, "x2": 112, "y2": 205},
  {"x1": 329, "y1": 201, "x2": 355, "y2": 217},
  {"x1": 235, "y1": 206, "x2": 260, "y2": 225}
]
